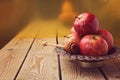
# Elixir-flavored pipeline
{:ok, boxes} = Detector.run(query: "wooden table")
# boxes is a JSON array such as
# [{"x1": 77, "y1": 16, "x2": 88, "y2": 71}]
[{"x1": 0, "y1": 19, "x2": 120, "y2": 80}]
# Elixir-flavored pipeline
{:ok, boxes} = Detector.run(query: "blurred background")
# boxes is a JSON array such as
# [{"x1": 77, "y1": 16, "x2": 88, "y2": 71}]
[{"x1": 0, "y1": 0, "x2": 120, "y2": 49}]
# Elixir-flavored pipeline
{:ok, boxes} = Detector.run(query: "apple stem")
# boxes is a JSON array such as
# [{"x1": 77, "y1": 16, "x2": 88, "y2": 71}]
[
  {"x1": 75, "y1": 16, "x2": 80, "y2": 19},
  {"x1": 64, "y1": 36, "x2": 70, "y2": 38},
  {"x1": 42, "y1": 41, "x2": 64, "y2": 48},
  {"x1": 93, "y1": 36, "x2": 97, "y2": 40}
]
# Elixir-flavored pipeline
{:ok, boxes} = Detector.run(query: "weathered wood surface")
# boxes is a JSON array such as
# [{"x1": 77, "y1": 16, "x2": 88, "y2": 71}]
[
  {"x1": 2, "y1": 38, "x2": 34, "y2": 50},
  {"x1": 16, "y1": 38, "x2": 59, "y2": 80},
  {"x1": 16, "y1": 49, "x2": 59, "y2": 80},
  {"x1": 0, "y1": 50, "x2": 28, "y2": 80},
  {"x1": 0, "y1": 19, "x2": 60, "y2": 80},
  {"x1": 101, "y1": 61, "x2": 120, "y2": 80},
  {"x1": 0, "y1": 20, "x2": 41, "y2": 80},
  {"x1": 14, "y1": 20, "x2": 59, "y2": 80},
  {"x1": 60, "y1": 58, "x2": 105, "y2": 80}
]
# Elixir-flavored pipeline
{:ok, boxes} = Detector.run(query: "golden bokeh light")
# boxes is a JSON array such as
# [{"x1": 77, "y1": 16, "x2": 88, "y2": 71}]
[{"x1": 58, "y1": 0, "x2": 78, "y2": 24}]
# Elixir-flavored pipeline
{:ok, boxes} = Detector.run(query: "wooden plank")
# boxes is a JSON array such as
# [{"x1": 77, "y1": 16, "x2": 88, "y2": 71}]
[
  {"x1": 0, "y1": 19, "x2": 41, "y2": 79},
  {"x1": 2, "y1": 19, "x2": 60, "y2": 50},
  {"x1": 0, "y1": 50, "x2": 28, "y2": 80},
  {"x1": 13, "y1": 20, "x2": 60, "y2": 79},
  {"x1": 2, "y1": 38, "x2": 33, "y2": 50},
  {"x1": 60, "y1": 57, "x2": 105, "y2": 80},
  {"x1": 100, "y1": 60, "x2": 120, "y2": 80},
  {"x1": 0, "y1": 19, "x2": 60, "y2": 80},
  {"x1": 58, "y1": 38, "x2": 105, "y2": 80},
  {"x1": 31, "y1": 38, "x2": 57, "y2": 50},
  {"x1": 16, "y1": 38, "x2": 59, "y2": 80}
]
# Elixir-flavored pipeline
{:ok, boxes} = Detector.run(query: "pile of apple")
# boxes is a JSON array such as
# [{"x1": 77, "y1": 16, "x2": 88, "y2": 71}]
[{"x1": 64, "y1": 12, "x2": 114, "y2": 56}]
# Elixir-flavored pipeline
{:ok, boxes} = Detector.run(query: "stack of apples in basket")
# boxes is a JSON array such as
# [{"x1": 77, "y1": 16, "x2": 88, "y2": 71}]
[
  {"x1": 42, "y1": 12, "x2": 119, "y2": 68},
  {"x1": 64, "y1": 12, "x2": 114, "y2": 56},
  {"x1": 42, "y1": 12, "x2": 115, "y2": 58}
]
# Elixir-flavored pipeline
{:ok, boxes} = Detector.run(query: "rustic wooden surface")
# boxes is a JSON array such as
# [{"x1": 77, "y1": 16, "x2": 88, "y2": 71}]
[
  {"x1": 0, "y1": 19, "x2": 120, "y2": 80},
  {"x1": 16, "y1": 38, "x2": 59, "y2": 80},
  {"x1": 0, "y1": 50, "x2": 28, "y2": 80}
]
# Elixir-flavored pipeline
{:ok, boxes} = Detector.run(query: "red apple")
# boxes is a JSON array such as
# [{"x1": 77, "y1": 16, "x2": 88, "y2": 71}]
[
  {"x1": 73, "y1": 12, "x2": 99, "y2": 36},
  {"x1": 79, "y1": 35, "x2": 108, "y2": 56},
  {"x1": 97, "y1": 29, "x2": 114, "y2": 50}
]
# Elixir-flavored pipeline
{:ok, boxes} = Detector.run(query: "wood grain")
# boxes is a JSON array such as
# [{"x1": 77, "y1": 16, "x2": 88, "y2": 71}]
[
  {"x1": 0, "y1": 19, "x2": 40, "y2": 80},
  {"x1": 2, "y1": 38, "x2": 34, "y2": 50},
  {"x1": 60, "y1": 56, "x2": 105, "y2": 80},
  {"x1": 16, "y1": 39, "x2": 59, "y2": 80},
  {"x1": 100, "y1": 60, "x2": 120, "y2": 80},
  {"x1": 14, "y1": 21, "x2": 59, "y2": 79},
  {"x1": 0, "y1": 50, "x2": 28, "y2": 80},
  {"x1": 1, "y1": 19, "x2": 60, "y2": 80},
  {"x1": 31, "y1": 38, "x2": 57, "y2": 50}
]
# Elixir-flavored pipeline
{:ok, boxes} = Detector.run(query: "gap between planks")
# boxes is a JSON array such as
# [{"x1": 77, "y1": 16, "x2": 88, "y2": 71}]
[
  {"x1": 0, "y1": 20, "x2": 40, "y2": 80},
  {"x1": 14, "y1": 33, "x2": 38, "y2": 80},
  {"x1": 56, "y1": 33, "x2": 62, "y2": 80},
  {"x1": 17, "y1": 19, "x2": 62, "y2": 80},
  {"x1": 15, "y1": 38, "x2": 59, "y2": 80}
]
